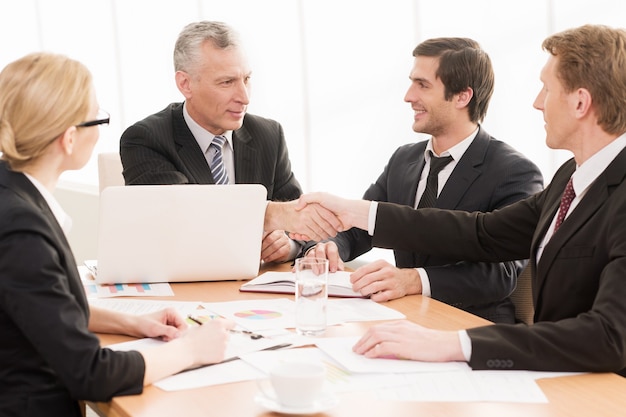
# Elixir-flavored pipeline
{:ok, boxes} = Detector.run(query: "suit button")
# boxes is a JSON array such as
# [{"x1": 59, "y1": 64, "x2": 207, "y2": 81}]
[{"x1": 506, "y1": 360, "x2": 514, "y2": 368}]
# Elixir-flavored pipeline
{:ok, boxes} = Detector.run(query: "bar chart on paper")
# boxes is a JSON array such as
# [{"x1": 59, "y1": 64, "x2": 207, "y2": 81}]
[
  {"x1": 82, "y1": 282, "x2": 174, "y2": 298},
  {"x1": 79, "y1": 264, "x2": 175, "y2": 298},
  {"x1": 234, "y1": 309, "x2": 283, "y2": 320}
]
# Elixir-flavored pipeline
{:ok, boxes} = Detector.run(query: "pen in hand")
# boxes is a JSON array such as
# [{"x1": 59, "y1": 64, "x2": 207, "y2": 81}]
[
  {"x1": 187, "y1": 315, "x2": 205, "y2": 326},
  {"x1": 229, "y1": 328, "x2": 264, "y2": 340},
  {"x1": 187, "y1": 315, "x2": 263, "y2": 339}
]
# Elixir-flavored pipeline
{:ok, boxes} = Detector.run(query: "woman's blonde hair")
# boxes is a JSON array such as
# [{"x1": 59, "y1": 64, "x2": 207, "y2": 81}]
[{"x1": 0, "y1": 52, "x2": 93, "y2": 170}]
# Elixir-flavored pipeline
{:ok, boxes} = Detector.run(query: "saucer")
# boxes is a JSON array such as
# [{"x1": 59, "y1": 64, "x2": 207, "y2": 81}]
[{"x1": 254, "y1": 391, "x2": 339, "y2": 415}]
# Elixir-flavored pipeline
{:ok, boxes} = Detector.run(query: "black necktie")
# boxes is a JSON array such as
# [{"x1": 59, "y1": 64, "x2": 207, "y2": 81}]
[{"x1": 417, "y1": 151, "x2": 453, "y2": 208}]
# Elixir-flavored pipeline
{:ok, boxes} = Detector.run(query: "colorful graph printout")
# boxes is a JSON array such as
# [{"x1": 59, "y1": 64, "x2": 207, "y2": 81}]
[
  {"x1": 83, "y1": 282, "x2": 174, "y2": 298},
  {"x1": 79, "y1": 265, "x2": 174, "y2": 298},
  {"x1": 234, "y1": 309, "x2": 282, "y2": 320},
  {"x1": 202, "y1": 298, "x2": 296, "y2": 331}
]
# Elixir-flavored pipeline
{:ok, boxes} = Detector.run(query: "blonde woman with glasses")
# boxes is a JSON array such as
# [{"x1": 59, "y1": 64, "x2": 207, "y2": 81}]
[{"x1": 0, "y1": 53, "x2": 233, "y2": 416}]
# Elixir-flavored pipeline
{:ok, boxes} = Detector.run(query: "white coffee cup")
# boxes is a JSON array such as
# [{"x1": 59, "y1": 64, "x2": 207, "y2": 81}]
[{"x1": 267, "y1": 360, "x2": 326, "y2": 408}]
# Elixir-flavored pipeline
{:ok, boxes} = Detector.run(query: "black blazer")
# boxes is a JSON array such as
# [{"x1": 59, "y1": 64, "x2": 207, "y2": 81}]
[
  {"x1": 120, "y1": 103, "x2": 302, "y2": 201},
  {"x1": 0, "y1": 162, "x2": 144, "y2": 416},
  {"x1": 372, "y1": 147, "x2": 626, "y2": 375},
  {"x1": 308, "y1": 128, "x2": 543, "y2": 322}
]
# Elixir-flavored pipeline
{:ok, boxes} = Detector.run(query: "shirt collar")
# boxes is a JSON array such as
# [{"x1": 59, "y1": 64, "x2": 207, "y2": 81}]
[
  {"x1": 23, "y1": 173, "x2": 73, "y2": 233},
  {"x1": 571, "y1": 132, "x2": 626, "y2": 197},
  {"x1": 424, "y1": 126, "x2": 479, "y2": 161},
  {"x1": 182, "y1": 102, "x2": 233, "y2": 152}
]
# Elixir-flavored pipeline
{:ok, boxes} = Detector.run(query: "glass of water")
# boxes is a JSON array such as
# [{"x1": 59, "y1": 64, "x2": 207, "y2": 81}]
[{"x1": 294, "y1": 258, "x2": 329, "y2": 336}]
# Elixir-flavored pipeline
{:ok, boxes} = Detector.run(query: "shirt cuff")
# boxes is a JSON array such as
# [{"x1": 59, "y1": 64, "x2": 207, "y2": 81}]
[
  {"x1": 416, "y1": 268, "x2": 431, "y2": 297},
  {"x1": 368, "y1": 201, "x2": 378, "y2": 236},
  {"x1": 287, "y1": 238, "x2": 301, "y2": 260},
  {"x1": 458, "y1": 330, "x2": 472, "y2": 362}
]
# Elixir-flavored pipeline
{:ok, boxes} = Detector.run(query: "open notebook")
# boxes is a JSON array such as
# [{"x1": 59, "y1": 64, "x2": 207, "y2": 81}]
[
  {"x1": 240, "y1": 271, "x2": 365, "y2": 298},
  {"x1": 94, "y1": 184, "x2": 267, "y2": 284}
]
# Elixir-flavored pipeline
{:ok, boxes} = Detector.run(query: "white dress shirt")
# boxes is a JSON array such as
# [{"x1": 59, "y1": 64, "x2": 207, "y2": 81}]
[
  {"x1": 413, "y1": 129, "x2": 478, "y2": 297},
  {"x1": 183, "y1": 102, "x2": 236, "y2": 184},
  {"x1": 24, "y1": 173, "x2": 72, "y2": 234}
]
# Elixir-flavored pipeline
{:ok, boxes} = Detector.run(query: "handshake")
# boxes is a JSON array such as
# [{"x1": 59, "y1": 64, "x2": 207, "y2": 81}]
[{"x1": 264, "y1": 192, "x2": 372, "y2": 242}]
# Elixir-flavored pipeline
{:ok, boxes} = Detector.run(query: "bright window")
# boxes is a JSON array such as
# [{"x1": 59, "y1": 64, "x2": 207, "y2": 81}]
[{"x1": 1, "y1": 0, "x2": 625, "y2": 198}]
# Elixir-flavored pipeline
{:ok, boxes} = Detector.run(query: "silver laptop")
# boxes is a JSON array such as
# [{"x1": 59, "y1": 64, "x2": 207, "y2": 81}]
[{"x1": 95, "y1": 184, "x2": 267, "y2": 284}]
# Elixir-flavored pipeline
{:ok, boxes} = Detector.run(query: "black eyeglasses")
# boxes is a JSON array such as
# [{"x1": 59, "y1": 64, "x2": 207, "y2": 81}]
[{"x1": 76, "y1": 109, "x2": 110, "y2": 128}]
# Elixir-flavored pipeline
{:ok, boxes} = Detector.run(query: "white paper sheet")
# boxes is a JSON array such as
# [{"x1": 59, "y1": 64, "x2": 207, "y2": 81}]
[
  {"x1": 203, "y1": 297, "x2": 407, "y2": 332},
  {"x1": 328, "y1": 298, "x2": 405, "y2": 323},
  {"x1": 241, "y1": 347, "x2": 412, "y2": 394},
  {"x1": 375, "y1": 370, "x2": 548, "y2": 403},
  {"x1": 110, "y1": 330, "x2": 294, "y2": 362},
  {"x1": 241, "y1": 347, "x2": 549, "y2": 403},
  {"x1": 89, "y1": 298, "x2": 202, "y2": 316},
  {"x1": 108, "y1": 337, "x2": 276, "y2": 391},
  {"x1": 315, "y1": 336, "x2": 469, "y2": 373},
  {"x1": 155, "y1": 360, "x2": 266, "y2": 391}
]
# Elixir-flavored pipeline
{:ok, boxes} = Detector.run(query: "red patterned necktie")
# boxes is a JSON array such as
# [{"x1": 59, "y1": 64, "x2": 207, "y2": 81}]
[{"x1": 554, "y1": 177, "x2": 575, "y2": 232}]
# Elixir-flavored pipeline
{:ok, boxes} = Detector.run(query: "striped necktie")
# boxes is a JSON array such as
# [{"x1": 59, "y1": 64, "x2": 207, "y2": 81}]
[{"x1": 209, "y1": 135, "x2": 229, "y2": 185}]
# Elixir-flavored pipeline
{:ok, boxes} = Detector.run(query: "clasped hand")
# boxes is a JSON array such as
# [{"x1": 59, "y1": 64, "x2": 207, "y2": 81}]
[
  {"x1": 266, "y1": 193, "x2": 363, "y2": 242},
  {"x1": 271, "y1": 192, "x2": 370, "y2": 241}
]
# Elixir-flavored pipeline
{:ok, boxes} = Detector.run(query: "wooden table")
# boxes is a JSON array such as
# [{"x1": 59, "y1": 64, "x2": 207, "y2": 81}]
[{"x1": 91, "y1": 264, "x2": 626, "y2": 417}]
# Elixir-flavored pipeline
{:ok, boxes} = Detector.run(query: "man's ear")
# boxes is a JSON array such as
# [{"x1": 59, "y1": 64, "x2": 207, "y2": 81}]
[
  {"x1": 456, "y1": 87, "x2": 474, "y2": 109},
  {"x1": 175, "y1": 70, "x2": 193, "y2": 99},
  {"x1": 573, "y1": 87, "x2": 592, "y2": 119}
]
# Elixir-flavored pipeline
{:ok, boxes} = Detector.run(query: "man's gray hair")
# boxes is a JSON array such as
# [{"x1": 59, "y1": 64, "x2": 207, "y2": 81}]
[{"x1": 173, "y1": 21, "x2": 241, "y2": 73}]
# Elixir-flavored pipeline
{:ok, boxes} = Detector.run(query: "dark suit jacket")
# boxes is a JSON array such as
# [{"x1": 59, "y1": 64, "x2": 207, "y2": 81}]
[
  {"x1": 307, "y1": 128, "x2": 543, "y2": 322},
  {"x1": 120, "y1": 103, "x2": 302, "y2": 201},
  {"x1": 372, "y1": 147, "x2": 626, "y2": 375},
  {"x1": 0, "y1": 162, "x2": 144, "y2": 416}
]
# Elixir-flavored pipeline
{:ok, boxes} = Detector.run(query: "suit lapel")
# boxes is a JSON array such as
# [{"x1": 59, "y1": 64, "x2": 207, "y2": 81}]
[
  {"x1": 535, "y1": 150, "x2": 626, "y2": 298},
  {"x1": 541, "y1": 177, "x2": 608, "y2": 256},
  {"x1": 412, "y1": 132, "x2": 487, "y2": 265},
  {"x1": 172, "y1": 106, "x2": 215, "y2": 184},
  {"x1": 403, "y1": 143, "x2": 427, "y2": 207},
  {"x1": 232, "y1": 121, "x2": 256, "y2": 184},
  {"x1": 436, "y1": 129, "x2": 488, "y2": 208},
  {"x1": 9, "y1": 169, "x2": 77, "y2": 265},
  {"x1": 533, "y1": 195, "x2": 562, "y2": 249},
  {"x1": 0, "y1": 163, "x2": 85, "y2": 309}
]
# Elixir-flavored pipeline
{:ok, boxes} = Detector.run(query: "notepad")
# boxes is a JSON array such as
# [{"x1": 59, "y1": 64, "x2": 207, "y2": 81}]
[{"x1": 240, "y1": 271, "x2": 365, "y2": 298}]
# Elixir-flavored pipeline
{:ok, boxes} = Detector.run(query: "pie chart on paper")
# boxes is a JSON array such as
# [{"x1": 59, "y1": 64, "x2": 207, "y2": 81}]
[{"x1": 234, "y1": 309, "x2": 282, "y2": 320}]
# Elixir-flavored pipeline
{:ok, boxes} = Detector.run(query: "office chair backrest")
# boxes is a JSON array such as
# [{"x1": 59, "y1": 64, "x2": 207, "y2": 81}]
[
  {"x1": 97, "y1": 152, "x2": 124, "y2": 193},
  {"x1": 510, "y1": 265, "x2": 535, "y2": 325}
]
